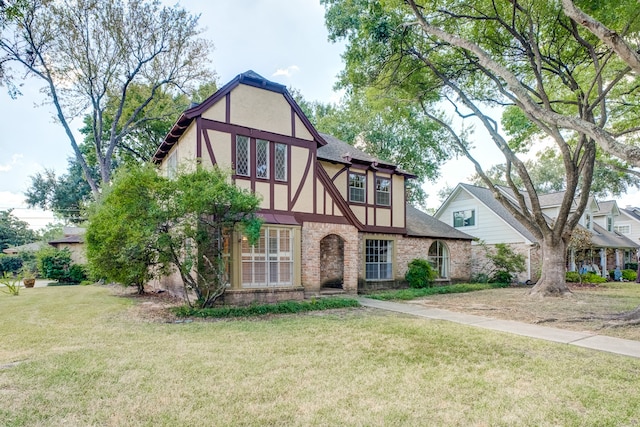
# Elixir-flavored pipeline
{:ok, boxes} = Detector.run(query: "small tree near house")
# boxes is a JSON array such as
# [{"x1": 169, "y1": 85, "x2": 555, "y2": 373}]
[
  {"x1": 87, "y1": 165, "x2": 262, "y2": 307},
  {"x1": 474, "y1": 242, "x2": 526, "y2": 284}
]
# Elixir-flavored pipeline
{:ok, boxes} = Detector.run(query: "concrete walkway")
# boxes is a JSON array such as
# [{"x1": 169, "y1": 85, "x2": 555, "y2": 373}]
[{"x1": 358, "y1": 297, "x2": 640, "y2": 359}]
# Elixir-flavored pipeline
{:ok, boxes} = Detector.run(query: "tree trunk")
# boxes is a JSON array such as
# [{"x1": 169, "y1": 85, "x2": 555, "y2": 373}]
[{"x1": 529, "y1": 238, "x2": 572, "y2": 297}]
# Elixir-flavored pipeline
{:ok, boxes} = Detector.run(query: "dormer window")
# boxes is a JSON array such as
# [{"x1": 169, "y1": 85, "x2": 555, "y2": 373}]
[
  {"x1": 585, "y1": 213, "x2": 592, "y2": 230},
  {"x1": 607, "y1": 215, "x2": 613, "y2": 232}
]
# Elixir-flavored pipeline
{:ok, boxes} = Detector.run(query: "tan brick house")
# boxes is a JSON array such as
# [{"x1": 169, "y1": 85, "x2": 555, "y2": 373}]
[{"x1": 152, "y1": 71, "x2": 472, "y2": 304}]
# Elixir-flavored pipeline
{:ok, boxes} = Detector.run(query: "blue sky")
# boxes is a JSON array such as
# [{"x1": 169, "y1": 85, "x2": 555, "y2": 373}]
[
  {"x1": 0, "y1": 0, "x2": 348, "y2": 228},
  {"x1": 0, "y1": 0, "x2": 637, "y2": 229}
]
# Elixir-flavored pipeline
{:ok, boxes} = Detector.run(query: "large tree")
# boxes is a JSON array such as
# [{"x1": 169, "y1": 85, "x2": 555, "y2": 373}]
[
  {"x1": 323, "y1": 0, "x2": 640, "y2": 297},
  {"x1": 294, "y1": 89, "x2": 455, "y2": 207},
  {"x1": 0, "y1": 209, "x2": 37, "y2": 251},
  {"x1": 86, "y1": 165, "x2": 262, "y2": 306},
  {"x1": 0, "y1": 0, "x2": 214, "y2": 195}
]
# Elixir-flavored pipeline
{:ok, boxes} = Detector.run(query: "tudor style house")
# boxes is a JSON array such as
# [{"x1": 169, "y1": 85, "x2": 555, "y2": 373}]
[
  {"x1": 435, "y1": 183, "x2": 639, "y2": 282},
  {"x1": 151, "y1": 71, "x2": 473, "y2": 304}
]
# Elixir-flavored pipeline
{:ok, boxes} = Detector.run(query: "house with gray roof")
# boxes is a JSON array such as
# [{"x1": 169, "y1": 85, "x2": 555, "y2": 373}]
[
  {"x1": 435, "y1": 183, "x2": 639, "y2": 282},
  {"x1": 150, "y1": 70, "x2": 473, "y2": 303},
  {"x1": 616, "y1": 206, "x2": 640, "y2": 268}
]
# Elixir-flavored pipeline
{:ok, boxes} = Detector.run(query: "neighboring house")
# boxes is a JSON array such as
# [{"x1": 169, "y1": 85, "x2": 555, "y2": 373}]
[
  {"x1": 151, "y1": 70, "x2": 473, "y2": 304},
  {"x1": 435, "y1": 183, "x2": 639, "y2": 282},
  {"x1": 49, "y1": 227, "x2": 86, "y2": 265},
  {"x1": 616, "y1": 206, "x2": 640, "y2": 268},
  {"x1": 2, "y1": 241, "x2": 47, "y2": 255}
]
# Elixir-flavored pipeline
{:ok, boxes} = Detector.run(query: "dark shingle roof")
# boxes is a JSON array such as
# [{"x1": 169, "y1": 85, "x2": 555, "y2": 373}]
[
  {"x1": 405, "y1": 205, "x2": 473, "y2": 240},
  {"x1": 591, "y1": 222, "x2": 638, "y2": 248},
  {"x1": 317, "y1": 133, "x2": 415, "y2": 177},
  {"x1": 459, "y1": 183, "x2": 538, "y2": 242},
  {"x1": 621, "y1": 207, "x2": 640, "y2": 222},
  {"x1": 317, "y1": 133, "x2": 380, "y2": 164}
]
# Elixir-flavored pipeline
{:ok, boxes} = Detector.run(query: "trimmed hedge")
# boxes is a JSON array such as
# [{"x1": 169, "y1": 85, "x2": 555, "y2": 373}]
[
  {"x1": 367, "y1": 282, "x2": 510, "y2": 301},
  {"x1": 173, "y1": 297, "x2": 361, "y2": 318}
]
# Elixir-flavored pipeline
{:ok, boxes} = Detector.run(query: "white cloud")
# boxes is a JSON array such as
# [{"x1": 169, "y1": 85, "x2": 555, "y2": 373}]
[
  {"x1": 0, "y1": 191, "x2": 55, "y2": 230},
  {"x1": 272, "y1": 65, "x2": 300, "y2": 78},
  {"x1": 0, "y1": 154, "x2": 24, "y2": 172}
]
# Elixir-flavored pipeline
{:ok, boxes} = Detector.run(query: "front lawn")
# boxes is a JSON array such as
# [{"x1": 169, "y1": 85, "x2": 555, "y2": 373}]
[{"x1": 2, "y1": 285, "x2": 640, "y2": 426}]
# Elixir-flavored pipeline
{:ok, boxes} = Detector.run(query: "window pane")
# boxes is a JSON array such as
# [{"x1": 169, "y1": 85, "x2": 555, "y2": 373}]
[
  {"x1": 349, "y1": 173, "x2": 365, "y2": 203},
  {"x1": 241, "y1": 227, "x2": 294, "y2": 288},
  {"x1": 236, "y1": 136, "x2": 249, "y2": 176},
  {"x1": 453, "y1": 209, "x2": 475, "y2": 227},
  {"x1": 256, "y1": 139, "x2": 269, "y2": 179},
  {"x1": 365, "y1": 240, "x2": 393, "y2": 280},
  {"x1": 275, "y1": 143, "x2": 287, "y2": 181},
  {"x1": 376, "y1": 178, "x2": 390, "y2": 206}
]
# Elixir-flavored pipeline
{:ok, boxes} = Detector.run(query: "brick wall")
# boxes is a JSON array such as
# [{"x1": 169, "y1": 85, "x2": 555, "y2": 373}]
[
  {"x1": 301, "y1": 222, "x2": 360, "y2": 295},
  {"x1": 396, "y1": 237, "x2": 472, "y2": 282},
  {"x1": 320, "y1": 234, "x2": 345, "y2": 287},
  {"x1": 470, "y1": 242, "x2": 540, "y2": 283}
]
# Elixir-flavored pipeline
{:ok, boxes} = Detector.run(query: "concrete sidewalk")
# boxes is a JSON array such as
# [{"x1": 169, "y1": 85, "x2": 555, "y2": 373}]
[{"x1": 358, "y1": 297, "x2": 640, "y2": 359}]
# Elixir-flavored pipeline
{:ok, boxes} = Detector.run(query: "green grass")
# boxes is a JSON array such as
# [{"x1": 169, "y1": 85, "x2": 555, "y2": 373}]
[
  {"x1": 2, "y1": 285, "x2": 640, "y2": 426},
  {"x1": 174, "y1": 297, "x2": 360, "y2": 318},
  {"x1": 367, "y1": 282, "x2": 510, "y2": 300}
]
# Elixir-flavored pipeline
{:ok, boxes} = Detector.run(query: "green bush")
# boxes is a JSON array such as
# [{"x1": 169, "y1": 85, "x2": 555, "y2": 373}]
[
  {"x1": 625, "y1": 263, "x2": 638, "y2": 271},
  {"x1": 37, "y1": 247, "x2": 76, "y2": 282},
  {"x1": 622, "y1": 269, "x2": 637, "y2": 282},
  {"x1": 490, "y1": 270, "x2": 512, "y2": 284},
  {"x1": 174, "y1": 297, "x2": 360, "y2": 318},
  {"x1": 565, "y1": 271, "x2": 581, "y2": 283},
  {"x1": 67, "y1": 264, "x2": 88, "y2": 284},
  {"x1": 471, "y1": 273, "x2": 490, "y2": 284},
  {"x1": 405, "y1": 258, "x2": 436, "y2": 288},
  {"x1": 581, "y1": 272, "x2": 607, "y2": 283},
  {"x1": 0, "y1": 255, "x2": 23, "y2": 275}
]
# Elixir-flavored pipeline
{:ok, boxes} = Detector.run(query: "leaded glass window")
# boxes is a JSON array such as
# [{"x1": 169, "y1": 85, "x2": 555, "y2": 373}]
[
  {"x1": 275, "y1": 143, "x2": 287, "y2": 181},
  {"x1": 256, "y1": 139, "x2": 269, "y2": 179},
  {"x1": 349, "y1": 173, "x2": 365, "y2": 203},
  {"x1": 236, "y1": 135, "x2": 249, "y2": 176}
]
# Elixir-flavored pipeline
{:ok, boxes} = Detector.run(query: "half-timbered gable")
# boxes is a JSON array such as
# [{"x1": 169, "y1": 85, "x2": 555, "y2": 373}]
[{"x1": 152, "y1": 71, "x2": 472, "y2": 303}]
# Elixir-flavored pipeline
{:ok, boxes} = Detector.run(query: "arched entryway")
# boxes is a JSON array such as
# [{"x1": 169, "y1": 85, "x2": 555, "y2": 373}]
[
  {"x1": 320, "y1": 234, "x2": 345, "y2": 289},
  {"x1": 428, "y1": 240, "x2": 449, "y2": 279}
]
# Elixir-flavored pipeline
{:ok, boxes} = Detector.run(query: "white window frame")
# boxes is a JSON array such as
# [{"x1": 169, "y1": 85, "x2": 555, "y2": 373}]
[
  {"x1": 236, "y1": 135, "x2": 250, "y2": 177},
  {"x1": 256, "y1": 139, "x2": 269, "y2": 179},
  {"x1": 428, "y1": 240, "x2": 449, "y2": 279},
  {"x1": 349, "y1": 172, "x2": 366, "y2": 203},
  {"x1": 453, "y1": 208, "x2": 476, "y2": 228},
  {"x1": 274, "y1": 143, "x2": 287, "y2": 182},
  {"x1": 241, "y1": 227, "x2": 294, "y2": 288},
  {"x1": 614, "y1": 223, "x2": 631, "y2": 234},
  {"x1": 375, "y1": 177, "x2": 391, "y2": 206},
  {"x1": 365, "y1": 239, "x2": 393, "y2": 280}
]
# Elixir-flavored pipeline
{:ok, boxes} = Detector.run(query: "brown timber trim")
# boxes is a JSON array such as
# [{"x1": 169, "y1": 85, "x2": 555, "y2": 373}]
[
  {"x1": 360, "y1": 225, "x2": 406, "y2": 235},
  {"x1": 225, "y1": 93, "x2": 231, "y2": 123},
  {"x1": 289, "y1": 148, "x2": 313, "y2": 211},
  {"x1": 199, "y1": 118, "x2": 317, "y2": 149},
  {"x1": 196, "y1": 117, "x2": 202, "y2": 162},
  {"x1": 316, "y1": 164, "x2": 364, "y2": 231},
  {"x1": 202, "y1": 129, "x2": 217, "y2": 166}
]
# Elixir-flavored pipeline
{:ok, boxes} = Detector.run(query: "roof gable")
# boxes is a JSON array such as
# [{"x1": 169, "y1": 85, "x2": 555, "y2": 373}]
[{"x1": 152, "y1": 70, "x2": 326, "y2": 163}]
